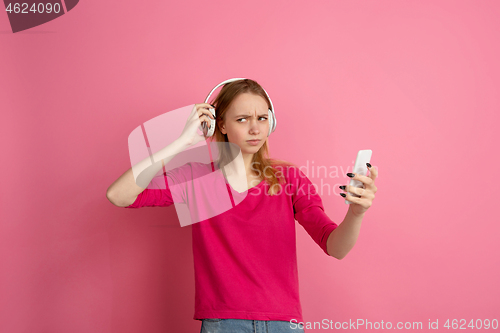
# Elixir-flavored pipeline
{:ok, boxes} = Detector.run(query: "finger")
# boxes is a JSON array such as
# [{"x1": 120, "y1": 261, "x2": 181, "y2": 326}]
[
  {"x1": 199, "y1": 117, "x2": 211, "y2": 130},
  {"x1": 196, "y1": 103, "x2": 215, "y2": 109},
  {"x1": 346, "y1": 185, "x2": 375, "y2": 200},
  {"x1": 191, "y1": 105, "x2": 214, "y2": 120},
  {"x1": 342, "y1": 192, "x2": 364, "y2": 206},
  {"x1": 198, "y1": 114, "x2": 212, "y2": 124},
  {"x1": 192, "y1": 112, "x2": 212, "y2": 126},
  {"x1": 197, "y1": 111, "x2": 215, "y2": 130},
  {"x1": 367, "y1": 163, "x2": 378, "y2": 181},
  {"x1": 346, "y1": 185, "x2": 364, "y2": 197},
  {"x1": 345, "y1": 192, "x2": 373, "y2": 209},
  {"x1": 199, "y1": 103, "x2": 216, "y2": 112},
  {"x1": 197, "y1": 107, "x2": 215, "y2": 119},
  {"x1": 201, "y1": 103, "x2": 215, "y2": 109},
  {"x1": 347, "y1": 172, "x2": 374, "y2": 187}
]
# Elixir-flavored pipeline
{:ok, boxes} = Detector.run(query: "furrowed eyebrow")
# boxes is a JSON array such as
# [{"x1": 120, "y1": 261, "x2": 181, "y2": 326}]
[{"x1": 234, "y1": 114, "x2": 268, "y2": 118}]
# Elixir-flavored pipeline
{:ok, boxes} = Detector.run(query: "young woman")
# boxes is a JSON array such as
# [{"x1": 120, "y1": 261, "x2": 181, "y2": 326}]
[{"x1": 106, "y1": 79, "x2": 378, "y2": 333}]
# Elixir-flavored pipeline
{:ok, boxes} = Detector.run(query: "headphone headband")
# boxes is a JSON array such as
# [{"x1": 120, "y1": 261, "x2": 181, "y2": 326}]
[{"x1": 203, "y1": 78, "x2": 277, "y2": 135}]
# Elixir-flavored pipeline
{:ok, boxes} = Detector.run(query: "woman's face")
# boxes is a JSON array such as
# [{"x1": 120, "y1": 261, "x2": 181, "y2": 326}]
[{"x1": 219, "y1": 93, "x2": 270, "y2": 155}]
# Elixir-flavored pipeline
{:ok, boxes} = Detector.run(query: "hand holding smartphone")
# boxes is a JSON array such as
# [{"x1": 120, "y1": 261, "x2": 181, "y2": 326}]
[{"x1": 345, "y1": 149, "x2": 372, "y2": 205}]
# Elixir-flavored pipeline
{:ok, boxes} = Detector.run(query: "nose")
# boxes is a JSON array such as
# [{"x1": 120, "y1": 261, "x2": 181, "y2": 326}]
[{"x1": 248, "y1": 118, "x2": 261, "y2": 134}]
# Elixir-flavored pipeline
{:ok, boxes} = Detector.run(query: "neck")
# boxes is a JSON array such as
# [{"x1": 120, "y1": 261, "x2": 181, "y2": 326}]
[
  {"x1": 242, "y1": 152, "x2": 257, "y2": 177},
  {"x1": 221, "y1": 151, "x2": 256, "y2": 178}
]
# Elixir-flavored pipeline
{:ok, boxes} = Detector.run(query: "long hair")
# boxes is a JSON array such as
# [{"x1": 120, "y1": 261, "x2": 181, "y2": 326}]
[{"x1": 208, "y1": 79, "x2": 296, "y2": 196}]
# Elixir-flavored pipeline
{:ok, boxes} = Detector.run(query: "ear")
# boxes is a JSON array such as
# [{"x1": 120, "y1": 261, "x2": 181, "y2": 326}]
[{"x1": 219, "y1": 120, "x2": 227, "y2": 135}]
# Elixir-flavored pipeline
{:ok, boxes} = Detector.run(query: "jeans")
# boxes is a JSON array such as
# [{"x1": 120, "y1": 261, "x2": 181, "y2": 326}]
[{"x1": 200, "y1": 318, "x2": 305, "y2": 333}]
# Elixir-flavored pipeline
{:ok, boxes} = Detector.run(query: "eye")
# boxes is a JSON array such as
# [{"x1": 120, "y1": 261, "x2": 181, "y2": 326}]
[{"x1": 236, "y1": 117, "x2": 268, "y2": 123}]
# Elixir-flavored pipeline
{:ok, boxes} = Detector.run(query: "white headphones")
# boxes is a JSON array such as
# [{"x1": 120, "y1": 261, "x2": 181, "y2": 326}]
[{"x1": 202, "y1": 78, "x2": 277, "y2": 137}]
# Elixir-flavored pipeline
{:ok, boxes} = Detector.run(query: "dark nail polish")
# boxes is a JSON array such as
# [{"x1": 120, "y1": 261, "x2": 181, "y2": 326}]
[
  {"x1": 347, "y1": 173, "x2": 355, "y2": 178},
  {"x1": 340, "y1": 193, "x2": 346, "y2": 197},
  {"x1": 366, "y1": 163, "x2": 372, "y2": 168},
  {"x1": 339, "y1": 185, "x2": 346, "y2": 190}
]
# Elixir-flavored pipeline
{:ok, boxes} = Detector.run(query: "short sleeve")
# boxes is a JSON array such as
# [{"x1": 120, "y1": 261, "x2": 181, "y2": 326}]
[{"x1": 287, "y1": 166, "x2": 338, "y2": 256}]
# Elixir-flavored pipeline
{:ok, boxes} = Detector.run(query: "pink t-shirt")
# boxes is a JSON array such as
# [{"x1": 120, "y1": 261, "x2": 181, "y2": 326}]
[{"x1": 125, "y1": 162, "x2": 338, "y2": 322}]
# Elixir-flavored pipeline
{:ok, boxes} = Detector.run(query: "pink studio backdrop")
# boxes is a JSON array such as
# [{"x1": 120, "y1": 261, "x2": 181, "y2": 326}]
[{"x1": 1, "y1": 1, "x2": 499, "y2": 332}]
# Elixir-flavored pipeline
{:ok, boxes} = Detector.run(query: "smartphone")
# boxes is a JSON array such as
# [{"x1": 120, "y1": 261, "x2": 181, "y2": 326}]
[{"x1": 345, "y1": 149, "x2": 372, "y2": 205}]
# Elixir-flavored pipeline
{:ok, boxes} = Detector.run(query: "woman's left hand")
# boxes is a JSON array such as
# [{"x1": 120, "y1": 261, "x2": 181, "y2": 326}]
[{"x1": 340, "y1": 164, "x2": 378, "y2": 217}]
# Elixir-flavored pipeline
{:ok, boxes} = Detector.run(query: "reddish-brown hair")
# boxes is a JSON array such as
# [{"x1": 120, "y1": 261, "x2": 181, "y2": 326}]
[{"x1": 208, "y1": 79, "x2": 297, "y2": 196}]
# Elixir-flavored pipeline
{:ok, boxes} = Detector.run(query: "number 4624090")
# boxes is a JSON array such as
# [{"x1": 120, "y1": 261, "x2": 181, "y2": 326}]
[
  {"x1": 444, "y1": 318, "x2": 498, "y2": 330},
  {"x1": 5, "y1": 3, "x2": 62, "y2": 14}
]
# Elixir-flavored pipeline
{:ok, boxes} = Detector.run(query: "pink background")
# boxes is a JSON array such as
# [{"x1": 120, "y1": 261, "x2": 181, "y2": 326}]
[{"x1": 1, "y1": 0, "x2": 499, "y2": 332}]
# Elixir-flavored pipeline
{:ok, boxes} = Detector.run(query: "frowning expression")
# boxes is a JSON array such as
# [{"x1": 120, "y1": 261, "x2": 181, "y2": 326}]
[{"x1": 219, "y1": 93, "x2": 270, "y2": 154}]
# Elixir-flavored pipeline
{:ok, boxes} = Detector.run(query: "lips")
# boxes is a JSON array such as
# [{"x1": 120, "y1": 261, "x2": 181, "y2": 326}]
[{"x1": 246, "y1": 139, "x2": 261, "y2": 146}]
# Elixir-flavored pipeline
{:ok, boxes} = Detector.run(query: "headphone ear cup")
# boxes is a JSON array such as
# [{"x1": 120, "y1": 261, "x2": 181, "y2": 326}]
[
  {"x1": 267, "y1": 109, "x2": 275, "y2": 137},
  {"x1": 206, "y1": 108, "x2": 216, "y2": 137}
]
